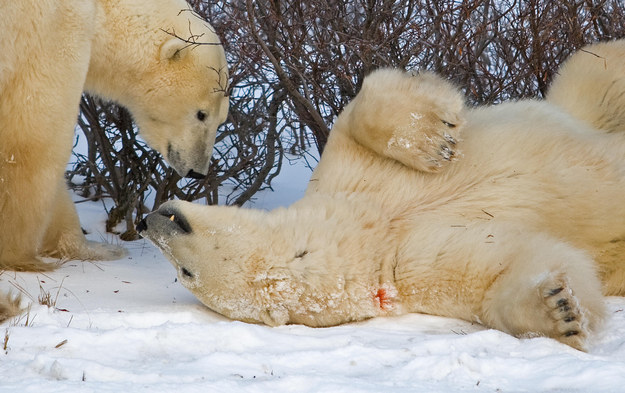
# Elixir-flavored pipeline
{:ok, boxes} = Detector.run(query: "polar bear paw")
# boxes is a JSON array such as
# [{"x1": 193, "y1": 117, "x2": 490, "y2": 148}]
[
  {"x1": 347, "y1": 69, "x2": 466, "y2": 173},
  {"x1": 46, "y1": 240, "x2": 127, "y2": 262},
  {"x1": 383, "y1": 109, "x2": 464, "y2": 173},
  {"x1": 80, "y1": 241, "x2": 127, "y2": 261},
  {"x1": 43, "y1": 237, "x2": 127, "y2": 262},
  {"x1": 0, "y1": 256, "x2": 59, "y2": 272},
  {"x1": 388, "y1": 128, "x2": 460, "y2": 171},
  {"x1": 539, "y1": 276, "x2": 589, "y2": 350}
]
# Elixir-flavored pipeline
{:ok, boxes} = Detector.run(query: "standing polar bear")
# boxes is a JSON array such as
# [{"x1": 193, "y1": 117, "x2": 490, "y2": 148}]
[
  {"x1": 140, "y1": 40, "x2": 625, "y2": 351},
  {"x1": 0, "y1": 0, "x2": 228, "y2": 276}
]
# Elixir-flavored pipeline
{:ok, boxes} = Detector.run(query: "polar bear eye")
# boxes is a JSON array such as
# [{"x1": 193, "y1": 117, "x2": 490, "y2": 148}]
[
  {"x1": 442, "y1": 120, "x2": 456, "y2": 128},
  {"x1": 196, "y1": 110, "x2": 207, "y2": 122},
  {"x1": 181, "y1": 267, "x2": 194, "y2": 279}
]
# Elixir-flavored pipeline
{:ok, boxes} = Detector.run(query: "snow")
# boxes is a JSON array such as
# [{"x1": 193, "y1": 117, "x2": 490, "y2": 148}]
[{"x1": 3, "y1": 160, "x2": 625, "y2": 392}]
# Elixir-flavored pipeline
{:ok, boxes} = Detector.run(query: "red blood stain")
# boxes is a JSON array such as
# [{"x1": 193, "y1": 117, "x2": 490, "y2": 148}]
[{"x1": 374, "y1": 288, "x2": 391, "y2": 310}]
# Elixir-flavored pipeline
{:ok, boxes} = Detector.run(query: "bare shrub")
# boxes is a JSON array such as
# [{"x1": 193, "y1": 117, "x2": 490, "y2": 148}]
[{"x1": 68, "y1": 0, "x2": 625, "y2": 238}]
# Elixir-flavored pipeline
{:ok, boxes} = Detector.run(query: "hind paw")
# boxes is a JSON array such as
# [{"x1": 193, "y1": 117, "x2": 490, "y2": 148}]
[{"x1": 540, "y1": 277, "x2": 589, "y2": 350}]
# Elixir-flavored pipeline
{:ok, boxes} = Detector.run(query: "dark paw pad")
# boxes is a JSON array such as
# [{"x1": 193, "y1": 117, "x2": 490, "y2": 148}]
[{"x1": 540, "y1": 277, "x2": 588, "y2": 351}]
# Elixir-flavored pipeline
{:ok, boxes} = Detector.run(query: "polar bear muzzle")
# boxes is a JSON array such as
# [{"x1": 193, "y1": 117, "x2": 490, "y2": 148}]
[
  {"x1": 166, "y1": 142, "x2": 211, "y2": 179},
  {"x1": 186, "y1": 170, "x2": 207, "y2": 179},
  {"x1": 137, "y1": 203, "x2": 193, "y2": 237}
]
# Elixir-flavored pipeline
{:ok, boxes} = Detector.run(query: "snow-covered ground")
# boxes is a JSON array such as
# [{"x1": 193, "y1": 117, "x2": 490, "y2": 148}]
[{"x1": 2, "y1": 160, "x2": 625, "y2": 393}]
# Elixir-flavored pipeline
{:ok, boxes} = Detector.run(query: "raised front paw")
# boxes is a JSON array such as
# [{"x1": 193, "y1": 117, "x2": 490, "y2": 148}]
[
  {"x1": 540, "y1": 276, "x2": 589, "y2": 351},
  {"x1": 346, "y1": 69, "x2": 466, "y2": 173},
  {"x1": 386, "y1": 118, "x2": 462, "y2": 172}
]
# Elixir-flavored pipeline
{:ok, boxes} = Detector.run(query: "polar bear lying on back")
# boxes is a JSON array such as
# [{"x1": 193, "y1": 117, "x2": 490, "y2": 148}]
[{"x1": 139, "y1": 40, "x2": 625, "y2": 351}]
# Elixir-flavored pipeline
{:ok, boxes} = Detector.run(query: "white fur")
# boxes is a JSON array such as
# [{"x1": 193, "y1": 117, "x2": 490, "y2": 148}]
[
  {"x1": 0, "y1": 0, "x2": 228, "y2": 274},
  {"x1": 141, "y1": 41, "x2": 625, "y2": 351},
  {"x1": 548, "y1": 40, "x2": 625, "y2": 134}
]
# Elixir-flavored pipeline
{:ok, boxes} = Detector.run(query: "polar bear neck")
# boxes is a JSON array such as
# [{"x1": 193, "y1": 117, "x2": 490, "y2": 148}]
[
  {"x1": 86, "y1": 0, "x2": 157, "y2": 102},
  {"x1": 84, "y1": 0, "x2": 222, "y2": 108}
]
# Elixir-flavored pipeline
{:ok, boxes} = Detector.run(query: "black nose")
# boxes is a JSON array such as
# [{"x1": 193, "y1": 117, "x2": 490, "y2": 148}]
[
  {"x1": 186, "y1": 169, "x2": 206, "y2": 179},
  {"x1": 136, "y1": 219, "x2": 147, "y2": 233}
]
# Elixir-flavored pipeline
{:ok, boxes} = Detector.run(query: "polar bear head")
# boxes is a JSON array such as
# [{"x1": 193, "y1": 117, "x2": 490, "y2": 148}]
[
  {"x1": 137, "y1": 199, "x2": 297, "y2": 325},
  {"x1": 131, "y1": 36, "x2": 229, "y2": 178},
  {"x1": 137, "y1": 200, "x2": 260, "y2": 291},
  {"x1": 85, "y1": 0, "x2": 229, "y2": 178}
]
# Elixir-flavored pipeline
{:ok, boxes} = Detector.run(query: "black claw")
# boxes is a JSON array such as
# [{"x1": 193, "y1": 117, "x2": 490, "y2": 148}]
[
  {"x1": 439, "y1": 145, "x2": 454, "y2": 161},
  {"x1": 548, "y1": 287, "x2": 564, "y2": 297},
  {"x1": 560, "y1": 305, "x2": 571, "y2": 313},
  {"x1": 556, "y1": 298, "x2": 569, "y2": 307},
  {"x1": 564, "y1": 330, "x2": 579, "y2": 337},
  {"x1": 564, "y1": 315, "x2": 576, "y2": 323}
]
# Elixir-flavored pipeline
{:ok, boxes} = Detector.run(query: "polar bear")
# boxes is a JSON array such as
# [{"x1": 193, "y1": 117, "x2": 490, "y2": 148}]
[
  {"x1": 0, "y1": 0, "x2": 228, "y2": 275},
  {"x1": 139, "y1": 40, "x2": 625, "y2": 351},
  {"x1": 547, "y1": 40, "x2": 625, "y2": 134}
]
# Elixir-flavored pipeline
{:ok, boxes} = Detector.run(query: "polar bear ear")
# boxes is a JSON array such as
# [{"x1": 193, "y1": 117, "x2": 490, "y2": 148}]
[{"x1": 160, "y1": 38, "x2": 189, "y2": 62}]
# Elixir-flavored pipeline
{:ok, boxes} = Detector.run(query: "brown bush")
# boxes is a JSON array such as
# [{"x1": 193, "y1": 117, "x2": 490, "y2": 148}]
[{"x1": 68, "y1": 0, "x2": 625, "y2": 239}]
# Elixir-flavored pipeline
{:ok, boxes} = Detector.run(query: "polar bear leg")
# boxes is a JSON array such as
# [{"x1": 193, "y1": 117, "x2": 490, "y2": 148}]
[
  {"x1": 398, "y1": 219, "x2": 605, "y2": 350},
  {"x1": 596, "y1": 243, "x2": 625, "y2": 296},
  {"x1": 548, "y1": 39, "x2": 625, "y2": 134},
  {"x1": 0, "y1": 162, "x2": 59, "y2": 272},
  {"x1": 347, "y1": 69, "x2": 465, "y2": 172},
  {"x1": 0, "y1": 292, "x2": 21, "y2": 323},
  {"x1": 0, "y1": 2, "x2": 117, "y2": 268},
  {"x1": 481, "y1": 240, "x2": 605, "y2": 351},
  {"x1": 40, "y1": 180, "x2": 126, "y2": 261}
]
